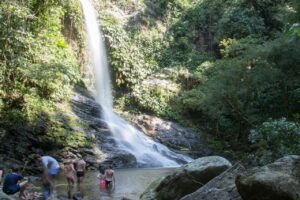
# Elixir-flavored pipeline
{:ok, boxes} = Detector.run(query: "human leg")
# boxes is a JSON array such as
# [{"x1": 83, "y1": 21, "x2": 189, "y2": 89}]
[
  {"x1": 67, "y1": 177, "x2": 75, "y2": 198},
  {"x1": 48, "y1": 168, "x2": 59, "y2": 197},
  {"x1": 76, "y1": 172, "x2": 84, "y2": 192},
  {"x1": 43, "y1": 183, "x2": 51, "y2": 200},
  {"x1": 105, "y1": 180, "x2": 112, "y2": 189},
  {"x1": 19, "y1": 180, "x2": 29, "y2": 198},
  {"x1": 77, "y1": 177, "x2": 82, "y2": 192},
  {"x1": 42, "y1": 171, "x2": 52, "y2": 200}
]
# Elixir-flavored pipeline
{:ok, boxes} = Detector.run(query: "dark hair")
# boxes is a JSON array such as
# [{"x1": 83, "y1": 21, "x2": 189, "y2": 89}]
[
  {"x1": 35, "y1": 154, "x2": 42, "y2": 160},
  {"x1": 108, "y1": 165, "x2": 113, "y2": 169},
  {"x1": 11, "y1": 165, "x2": 19, "y2": 173}
]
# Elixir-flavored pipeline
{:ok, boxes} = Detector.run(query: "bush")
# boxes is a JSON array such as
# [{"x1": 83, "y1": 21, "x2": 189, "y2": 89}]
[
  {"x1": 0, "y1": 0, "x2": 86, "y2": 157},
  {"x1": 249, "y1": 118, "x2": 300, "y2": 165},
  {"x1": 101, "y1": 15, "x2": 157, "y2": 90}
]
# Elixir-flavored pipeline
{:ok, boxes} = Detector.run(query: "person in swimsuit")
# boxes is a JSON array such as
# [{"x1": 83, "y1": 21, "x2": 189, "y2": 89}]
[
  {"x1": 76, "y1": 156, "x2": 86, "y2": 192},
  {"x1": 103, "y1": 165, "x2": 114, "y2": 188},
  {"x1": 64, "y1": 159, "x2": 75, "y2": 198},
  {"x1": 2, "y1": 165, "x2": 28, "y2": 199}
]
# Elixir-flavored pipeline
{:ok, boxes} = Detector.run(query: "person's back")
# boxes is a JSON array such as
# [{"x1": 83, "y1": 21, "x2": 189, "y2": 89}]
[
  {"x1": 76, "y1": 159, "x2": 86, "y2": 173},
  {"x1": 64, "y1": 162, "x2": 75, "y2": 179},
  {"x1": 64, "y1": 160, "x2": 75, "y2": 198},
  {"x1": 41, "y1": 156, "x2": 60, "y2": 173},
  {"x1": 3, "y1": 172, "x2": 23, "y2": 194},
  {"x1": 2, "y1": 165, "x2": 28, "y2": 198},
  {"x1": 76, "y1": 157, "x2": 86, "y2": 192},
  {"x1": 37, "y1": 154, "x2": 60, "y2": 200}
]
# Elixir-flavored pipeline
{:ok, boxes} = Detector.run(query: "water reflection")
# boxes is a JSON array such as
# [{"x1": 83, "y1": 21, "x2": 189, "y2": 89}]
[{"x1": 52, "y1": 168, "x2": 175, "y2": 200}]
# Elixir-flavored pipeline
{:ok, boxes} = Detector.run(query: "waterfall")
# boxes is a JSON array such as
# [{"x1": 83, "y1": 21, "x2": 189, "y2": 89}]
[{"x1": 80, "y1": 0, "x2": 192, "y2": 167}]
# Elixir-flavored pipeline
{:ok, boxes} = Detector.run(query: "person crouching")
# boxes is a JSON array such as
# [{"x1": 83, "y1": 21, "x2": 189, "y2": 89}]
[{"x1": 2, "y1": 165, "x2": 29, "y2": 199}]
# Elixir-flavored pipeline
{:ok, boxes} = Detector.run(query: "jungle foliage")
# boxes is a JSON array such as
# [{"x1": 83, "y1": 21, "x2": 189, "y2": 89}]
[
  {"x1": 0, "y1": 0, "x2": 299, "y2": 164},
  {"x1": 99, "y1": 0, "x2": 300, "y2": 164},
  {"x1": 0, "y1": 0, "x2": 91, "y2": 158}
]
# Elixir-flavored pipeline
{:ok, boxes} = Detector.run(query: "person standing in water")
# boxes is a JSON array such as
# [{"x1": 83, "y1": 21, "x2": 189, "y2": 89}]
[
  {"x1": 36, "y1": 155, "x2": 60, "y2": 200},
  {"x1": 76, "y1": 156, "x2": 86, "y2": 192},
  {"x1": 104, "y1": 165, "x2": 114, "y2": 189},
  {"x1": 64, "y1": 159, "x2": 75, "y2": 198}
]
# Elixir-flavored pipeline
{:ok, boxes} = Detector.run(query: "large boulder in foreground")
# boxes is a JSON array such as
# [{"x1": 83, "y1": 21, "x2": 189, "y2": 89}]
[
  {"x1": 180, "y1": 163, "x2": 244, "y2": 200},
  {"x1": 236, "y1": 155, "x2": 300, "y2": 200},
  {"x1": 140, "y1": 156, "x2": 232, "y2": 200}
]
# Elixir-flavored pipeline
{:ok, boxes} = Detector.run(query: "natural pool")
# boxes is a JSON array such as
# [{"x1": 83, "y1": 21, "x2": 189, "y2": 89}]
[
  {"x1": 53, "y1": 167, "x2": 175, "y2": 200},
  {"x1": 0, "y1": 168, "x2": 176, "y2": 200}
]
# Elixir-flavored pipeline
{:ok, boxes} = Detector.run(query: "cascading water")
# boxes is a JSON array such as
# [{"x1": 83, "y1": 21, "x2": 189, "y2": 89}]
[{"x1": 80, "y1": 0, "x2": 192, "y2": 167}]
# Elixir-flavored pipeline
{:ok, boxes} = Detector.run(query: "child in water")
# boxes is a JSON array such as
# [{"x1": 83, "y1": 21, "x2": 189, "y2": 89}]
[{"x1": 97, "y1": 171, "x2": 106, "y2": 189}]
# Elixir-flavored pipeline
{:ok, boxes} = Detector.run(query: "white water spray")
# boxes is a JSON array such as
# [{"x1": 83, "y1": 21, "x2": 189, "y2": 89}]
[{"x1": 80, "y1": 0, "x2": 192, "y2": 167}]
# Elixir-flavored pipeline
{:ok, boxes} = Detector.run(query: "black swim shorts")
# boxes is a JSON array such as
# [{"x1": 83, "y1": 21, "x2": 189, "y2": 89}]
[{"x1": 76, "y1": 171, "x2": 85, "y2": 177}]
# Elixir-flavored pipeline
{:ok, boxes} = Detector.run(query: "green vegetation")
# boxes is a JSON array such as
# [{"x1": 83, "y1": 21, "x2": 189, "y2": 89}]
[
  {"x1": 249, "y1": 118, "x2": 300, "y2": 165},
  {"x1": 0, "y1": 0, "x2": 92, "y2": 159},
  {"x1": 0, "y1": 0, "x2": 299, "y2": 164},
  {"x1": 98, "y1": 0, "x2": 300, "y2": 164}
]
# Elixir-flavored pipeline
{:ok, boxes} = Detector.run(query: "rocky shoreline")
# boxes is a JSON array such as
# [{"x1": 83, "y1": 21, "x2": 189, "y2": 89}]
[{"x1": 140, "y1": 155, "x2": 300, "y2": 200}]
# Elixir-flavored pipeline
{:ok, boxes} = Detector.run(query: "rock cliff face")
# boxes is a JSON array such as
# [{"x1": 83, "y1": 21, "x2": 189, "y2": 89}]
[
  {"x1": 66, "y1": 88, "x2": 138, "y2": 169},
  {"x1": 1, "y1": 83, "x2": 201, "y2": 171},
  {"x1": 53, "y1": 86, "x2": 199, "y2": 169},
  {"x1": 68, "y1": 87, "x2": 202, "y2": 169},
  {"x1": 132, "y1": 114, "x2": 208, "y2": 156},
  {"x1": 0, "y1": 86, "x2": 137, "y2": 171}
]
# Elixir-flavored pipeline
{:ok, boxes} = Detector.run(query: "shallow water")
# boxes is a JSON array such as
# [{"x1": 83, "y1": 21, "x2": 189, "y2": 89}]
[
  {"x1": 53, "y1": 167, "x2": 175, "y2": 200},
  {"x1": 0, "y1": 168, "x2": 174, "y2": 200}
]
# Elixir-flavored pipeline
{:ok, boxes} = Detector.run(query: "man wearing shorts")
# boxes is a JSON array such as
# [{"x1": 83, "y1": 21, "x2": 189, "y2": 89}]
[
  {"x1": 76, "y1": 156, "x2": 86, "y2": 192},
  {"x1": 2, "y1": 165, "x2": 28, "y2": 199},
  {"x1": 104, "y1": 165, "x2": 114, "y2": 189},
  {"x1": 37, "y1": 155, "x2": 60, "y2": 199}
]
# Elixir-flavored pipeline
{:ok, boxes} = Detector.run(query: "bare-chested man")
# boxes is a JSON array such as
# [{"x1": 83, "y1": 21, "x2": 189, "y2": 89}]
[
  {"x1": 76, "y1": 156, "x2": 86, "y2": 192},
  {"x1": 104, "y1": 165, "x2": 114, "y2": 189}
]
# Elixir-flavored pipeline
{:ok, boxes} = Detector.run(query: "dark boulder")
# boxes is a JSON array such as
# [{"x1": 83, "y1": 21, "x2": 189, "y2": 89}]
[
  {"x1": 140, "y1": 156, "x2": 232, "y2": 200},
  {"x1": 181, "y1": 163, "x2": 245, "y2": 200},
  {"x1": 236, "y1": 155, "x2": 300, "y2": 200}
]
